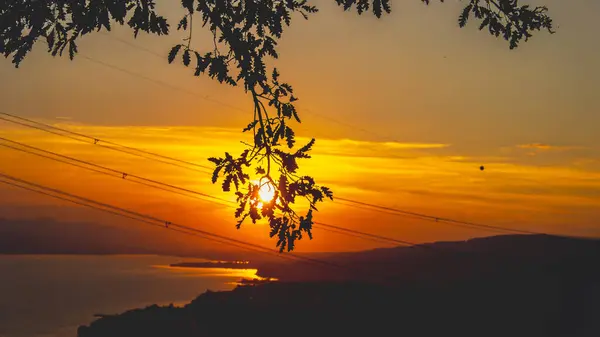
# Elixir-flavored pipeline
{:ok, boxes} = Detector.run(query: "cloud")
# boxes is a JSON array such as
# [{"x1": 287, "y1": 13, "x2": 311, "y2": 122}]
[
  {"x1": 516, "y1": 143, "x2": 581, "y2": 151},
  {"x1": 335, "y1": 139, "x2": 450, "y2": 150}
]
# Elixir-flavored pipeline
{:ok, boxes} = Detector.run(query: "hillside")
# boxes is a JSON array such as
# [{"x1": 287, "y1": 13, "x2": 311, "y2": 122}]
[
  {"x1": 254, "y1": 234, "x2": 600, "y2": 283},
  {"x1": 0, "y1": 217, "x2": 253, "y2": 261},
  {"x1": 78, "y1": 234, "x2": 600, "y2": 337}
]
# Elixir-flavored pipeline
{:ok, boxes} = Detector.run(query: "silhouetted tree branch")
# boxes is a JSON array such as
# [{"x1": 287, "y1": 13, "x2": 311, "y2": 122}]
[{"x1": 0, "y1": 0, "x2": 553, "y2": 252}]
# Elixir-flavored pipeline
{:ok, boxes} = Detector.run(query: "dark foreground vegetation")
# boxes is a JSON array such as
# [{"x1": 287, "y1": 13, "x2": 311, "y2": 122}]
[{"x1": 78, "y1": 235, "x2": 600, "y2": 337}]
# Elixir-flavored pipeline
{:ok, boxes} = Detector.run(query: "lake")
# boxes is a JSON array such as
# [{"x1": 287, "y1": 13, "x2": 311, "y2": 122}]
[{"x1": 0, "y1": 255, "x2": 259, "y2": 337}]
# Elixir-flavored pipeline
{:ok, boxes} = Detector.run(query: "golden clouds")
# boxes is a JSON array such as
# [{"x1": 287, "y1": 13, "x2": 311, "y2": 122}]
[{"x1": 1, "y1": 122, "x2": 599, "y2": 250}]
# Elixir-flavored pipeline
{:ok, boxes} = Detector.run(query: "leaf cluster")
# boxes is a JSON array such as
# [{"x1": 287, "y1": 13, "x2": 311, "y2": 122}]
[
  {"x1": 0, "y1": 0, "x2": 168, "y2": 67},
  {"x1": 208, "y1": 68, "x2": 333, "y2": 252},
  {"x1": 450, "y1": 0, "x2": 555, "y2": 49}
]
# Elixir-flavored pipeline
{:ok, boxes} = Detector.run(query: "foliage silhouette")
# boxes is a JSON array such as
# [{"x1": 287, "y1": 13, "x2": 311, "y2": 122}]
[{"x1": 0, "y1": 0, "x2": 554, "y2": 252}]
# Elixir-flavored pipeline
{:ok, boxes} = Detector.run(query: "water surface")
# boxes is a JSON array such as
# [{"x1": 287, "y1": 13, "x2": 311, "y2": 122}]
[{"x1": 0, "y1": 255, "x2": 257, "y2": 337}]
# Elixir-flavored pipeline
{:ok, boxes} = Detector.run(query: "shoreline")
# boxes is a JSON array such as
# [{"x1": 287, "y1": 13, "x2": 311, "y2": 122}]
[{"x1": 169, "y1": 261, "x2": 253, "y2": 269}]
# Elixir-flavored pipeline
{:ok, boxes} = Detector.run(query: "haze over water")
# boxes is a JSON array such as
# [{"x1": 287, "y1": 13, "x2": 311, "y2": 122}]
[{"x1": 0, "y1": 255, "x2": 258, "y2": 337}]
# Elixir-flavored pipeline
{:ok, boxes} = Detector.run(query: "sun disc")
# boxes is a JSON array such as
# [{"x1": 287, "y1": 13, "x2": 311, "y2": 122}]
[{"x1": 258, "y1": 182, "x2": 276, "y2": 202}]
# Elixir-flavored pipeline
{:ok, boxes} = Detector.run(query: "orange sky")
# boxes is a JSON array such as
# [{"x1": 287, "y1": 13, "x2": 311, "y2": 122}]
[
  {"x1": 0, "y1": 0, "x2": 599, "y2": 253},
  {"x1": 0, "y1": 123, "x2": 598, "y2": 253}
]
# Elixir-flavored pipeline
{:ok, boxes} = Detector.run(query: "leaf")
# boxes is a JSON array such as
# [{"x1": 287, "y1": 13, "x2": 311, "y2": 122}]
[
  {"x1": 282, "y1": 154, "x2": 299, "y2": 173},
  {"x1": 373, "y1": 0, "x2": 383, "y2": 18},
  {"x1": 459, "y1": 4, "x2": 472, "y2": 28},
  {"x1": 222, "y1": 175, "x2": 232, "y2": 192},
  {"x1": 479, "y1": 17, "x2": 490, "y2": 30},
  {"x1": 236, "y1": 214, "x2": 248, "y2": 229},
  {"x1": 269, "y1": 219, "x2": 282, "y2": 238},
  {"x1": 183, "y1": 49, "x2": 191, "y2": 66},
  {"x1": 211, "y1": 166, "x2": 222, "y2": 183},
  {"x1": 296, "y1": 138, "x2": 315, "y2": 156},
  {"x1": 178, "y1": 16, "x2": 188, "y2": 30},
  {"x1": 181, "y1": 0, "x2": 194, "y2": 13},
  {"x1": 284, "y1": 126, "x2": 295, "y2": 148},
  {"x1": 235, "y1": 201, "x2": 247, "y2": 218},
  {"x1": 68, "y1": 40, "x2": 77, "y2": 60},
  {"x1": 208, "y1": 157, "x2": 221, "y2": 165},
  {"x1": 277, "y1": 174, "x2": 294, "y2": 202},
  {"x1": 243, "y1": 120, "x2": 258, "y2": 132},
  {"x1": 168, "y1": 45, "x2": 182, "y2": 64},
  {"x1": 321, "y1": 186, "x2": 334, "y2": 200}
]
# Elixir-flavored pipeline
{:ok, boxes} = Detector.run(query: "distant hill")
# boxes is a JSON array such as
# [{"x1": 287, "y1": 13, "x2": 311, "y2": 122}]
[
  {"x1": 78, "y1": 234, "x2": 600, "y2": 337},
  {"x1": 0, "y1": 217, "x2": 249, "y2": 261},
  {"x1": 254, "y1": 234, "x2": 600, "y2": 283}
]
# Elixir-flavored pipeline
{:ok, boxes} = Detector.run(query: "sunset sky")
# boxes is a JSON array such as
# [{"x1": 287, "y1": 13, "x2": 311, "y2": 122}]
[{"x1": 0, "y1": 0, "x2": 599, "y2": 253}]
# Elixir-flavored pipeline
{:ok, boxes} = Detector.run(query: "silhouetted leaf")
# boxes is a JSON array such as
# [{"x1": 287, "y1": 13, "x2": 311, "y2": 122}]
[
  {"x1": 168, "y1": 45, "x2": 182, "y2": 64},
  {"x1": 68, "y1": 40, "x2": 77, "y2": 60},
  {"x1": 181, "y1": 0, "x2": 194, "y2": 13},
  {"x1": 178, "y1": 16, "x2": 188, "y2": 30},
  {"x1": 222, "y1": 176, "x2": 232, "y2": 192},
  {"x1": 459, "y1": 4, "x2": 472, "y2": 28},
  {"x1": 211, "y1": 166, "x2": 222, "y2": 184},
  {"x1": 183, "y1": 49, "x2": 191, "y2": 66},
  {"x1": 243, "y1": 120, "x2": 258, "y2": 132},
  {"x1": 284, "y1": 126, "x2": 295, "y2": 148}
]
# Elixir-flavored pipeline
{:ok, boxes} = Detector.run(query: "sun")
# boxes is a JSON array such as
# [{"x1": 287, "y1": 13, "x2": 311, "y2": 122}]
[{"x1": 258, "y1": 181, "x2": 276, "y2": 202}]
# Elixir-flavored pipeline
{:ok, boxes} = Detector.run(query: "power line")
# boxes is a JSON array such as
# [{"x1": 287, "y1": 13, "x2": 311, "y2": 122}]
[
  {"x1": 0, "y1": 138, "x2": 544, "y2": 256},
  {"x1": 0, "y1": 40, "x2": 554, "y2": 267},
  {"x1": 0, "y1": 137, "x2": 232, "y2": 206},
  {"x1": 0, "y1": 178, "x2": 308, "y2": 262},
  {"x1": 0, "y1": 137, "x2": 411, "y2": 247},
  {"x1": 0, "y1": 173, "x2": 420, "y2": 286},
  {"x1": 332, "y1": 198, "x2": 511, "y2": 235},
  {"x1": 99, "y1": 32, "x2": 403, "y2": 145},
  {"x1": 0, "y1": 140, "x2": 528, "y2": 253},
  {"x1": 0, "y1": 111, "x2": 213, "y2": 172},
  {"x1": 100, "y1": 31, "x2": 167, "y2": 60},
  {"x1": 314, "y1": 223, "x2": 401, "y2": 246},
  {"x1": 314, "y1": 222, "x2": 417, "y2": 247},
  {"x1": 336, "y1": 197, "x2": 541, "y2": 235},
  {"x1": 0, "y1": 172, "x2": 342, "y2": 269},
  {"x1": 1, "y1": 174, "x2": 548, "y2": 289},
  {"x1": 0, "y1": 114, "x2": 212, "y2": 175},
  {"x1": 77, "y1": 40, "x2": 536, "y2": 235},
  {"x1": 57, "y1": 48, "x2": 532, "y2": 235},
  {"x1": 79, "y1": 54, "x2": 247, "y2": 114},
  {"x1": 0, "y1": 142, "x2": 229, "y2": 208},
  {"x1": 0, "y1": 112, "x2": 546, "y2": 237}
]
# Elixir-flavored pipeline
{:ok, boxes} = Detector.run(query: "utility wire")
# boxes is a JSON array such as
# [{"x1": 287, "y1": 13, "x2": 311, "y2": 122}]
[
  {"x1": 0, "y1": 114, "x2": 546, "y2": 237},
  {"x1": 0, "y1": 114, "x2": 213, "y2": 174},
  {"x1": 100, "y1": 32, "x2": 404, "y2": 145},
  {"x1": 0, "y1": 137, "x2": 232, "y2": 206},
  {"x1": 73, "y1": 40, "x2": 532, "y2": 235},
  {"x1": 336, "y1": 197, "x2": 541, "y2": 235},
  {"x1": 0, "y1": 172, "x2": 342, "y2": 269},
  {"x1": 0, "y1": 175, "x2": 539, "y2": 288},
  {"x1": 333, "y1": 198, "x2": 512, "y2": 235},
  {"x1": 0, "y1": 137, "x2": 405, "y2": 246},
  {"x1": 1, "y1": 136, "x2": 551, "y2": 254},
  {"x1": 52, "y1": 48, "x2": 531, "y2": 236},
  {"x1": 0, "y1": 173, "x2": 418, "y2": 286},
  {"x1": 0, "y1": 111, "x2": 213, "y2": 171},
  {"x1": 0, "y1": 142, "x2": 229, "y2": 208},
  {"x1": 314, "y1": 221, "x2": 417, "y2": 247},
  {"x1": 79, "y1": 54, "x2": 246, "y2": 114},
  {"x1": 0, "y1": 178, "x2": 308, "y2": 262}
]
